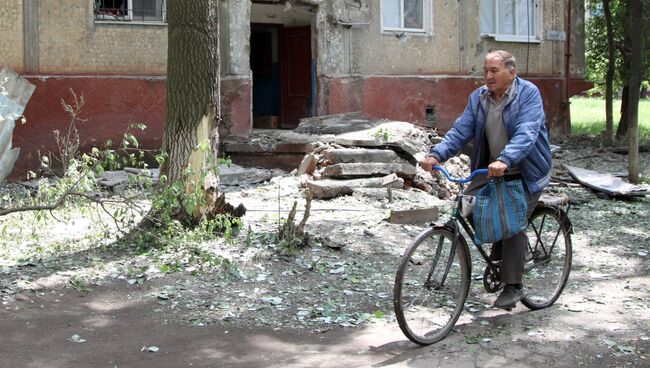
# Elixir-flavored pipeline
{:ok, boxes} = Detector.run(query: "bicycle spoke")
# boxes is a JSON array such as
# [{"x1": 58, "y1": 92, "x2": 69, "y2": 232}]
[
  {"x1": 394, "y1": 227, "x2": 470, "y2": 345},
  {"x1": 521, "y1": 207, "x2": 572, "y2": 310}
]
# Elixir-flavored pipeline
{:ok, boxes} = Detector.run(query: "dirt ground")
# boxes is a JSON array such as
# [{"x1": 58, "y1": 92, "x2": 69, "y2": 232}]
[{"x1": 1, "y1": 136, "x2": 649, "y2": 367}]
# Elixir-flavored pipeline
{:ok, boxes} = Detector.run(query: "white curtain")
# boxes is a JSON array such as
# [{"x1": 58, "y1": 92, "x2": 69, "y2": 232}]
[
  {"x1": 517, "y1": 0, "x2": 533, "y2": 36},
  {"x1": 480, "y1": 0, "x2": 535, "y2": 36},
  {"x1": 382, "y1": 0, "x2": 401, "y2": 28},
  {"x1": 479, "y1": 0, "x2": 495, "y2": 34},
  {"x1": 498, "y1": 0, "x2": 515, "y2": 35}
]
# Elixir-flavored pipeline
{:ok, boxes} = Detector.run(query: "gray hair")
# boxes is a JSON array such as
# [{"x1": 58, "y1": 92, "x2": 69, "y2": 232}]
[{"x1": 486, "y1": 50, "x2": 516, "y2": 71}]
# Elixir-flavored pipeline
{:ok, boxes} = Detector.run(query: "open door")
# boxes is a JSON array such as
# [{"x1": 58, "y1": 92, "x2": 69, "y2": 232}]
[{"x1": 279, "y1": 26, "x2": 312, "y2": 129}]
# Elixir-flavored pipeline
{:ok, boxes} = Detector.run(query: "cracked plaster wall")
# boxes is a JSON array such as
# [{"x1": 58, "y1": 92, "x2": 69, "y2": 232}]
[
  {"x1": 320, "y1": 0, "x2": 584, "y2": 79},
  {"x1": 0, "y1": 1, "x2": 24, "y2": 73},
  {"x1": 35, "y1": 0, "x2": 167, "y2": 75},
  {"x1": 226, "y1": 0, "x2": 251, "y2": 76}
]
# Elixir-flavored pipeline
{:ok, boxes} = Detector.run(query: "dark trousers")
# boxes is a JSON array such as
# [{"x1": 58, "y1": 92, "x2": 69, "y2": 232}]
[{"x1": 464, "y1": 174, "x2": 542, "y2": 285}]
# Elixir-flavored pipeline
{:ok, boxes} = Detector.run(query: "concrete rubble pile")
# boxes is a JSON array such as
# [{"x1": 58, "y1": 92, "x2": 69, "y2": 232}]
[{"x1": 290, "y1": 112, "x2": 471, "y2": 199}]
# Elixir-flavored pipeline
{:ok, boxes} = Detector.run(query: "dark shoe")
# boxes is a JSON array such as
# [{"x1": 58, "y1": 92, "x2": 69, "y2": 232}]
[
  {"x1": 493, "y1": 284, "x2": 524, "y2": 309},
  {"x1": 489, "y1": 241, "x2": 502, "y2": 261}
]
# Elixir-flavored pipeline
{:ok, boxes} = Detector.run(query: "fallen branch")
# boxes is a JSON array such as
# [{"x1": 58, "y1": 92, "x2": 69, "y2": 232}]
[
  {"x1": 608, "y1": 144, "x2": 650, "y2": 154},
  {"x1": 0, "y1": 165, "x2": 93, "y2": 217}
]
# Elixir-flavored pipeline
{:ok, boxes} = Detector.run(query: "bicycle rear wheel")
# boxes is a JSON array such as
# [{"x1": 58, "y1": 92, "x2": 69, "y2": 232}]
[
  {"x1": 393, "y1": 226, "x2": 470, "y2": 345},
  {"x1": 521, "y1": 206, "x2": 572, "y2": 310}
]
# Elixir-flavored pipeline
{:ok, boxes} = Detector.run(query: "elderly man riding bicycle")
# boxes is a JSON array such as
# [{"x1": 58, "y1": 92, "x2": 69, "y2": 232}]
[{"x1": 420, "y1": 50, "x2": 552, "y2": 310}]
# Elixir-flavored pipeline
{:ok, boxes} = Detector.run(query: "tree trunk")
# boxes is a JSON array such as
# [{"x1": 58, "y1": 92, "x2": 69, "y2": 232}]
[
  {"x1": 603, "y1": 0, "x2": 615, "y2": 146},
  {"x1": 160, "y1": 0, "x2": 222, "y2": 222},
  {"x1": 625, "y1": 0, "x2": 643, "y2": 183},
  {"x1": 615, "y1": 85, "x2": 629, "y2": 140}
]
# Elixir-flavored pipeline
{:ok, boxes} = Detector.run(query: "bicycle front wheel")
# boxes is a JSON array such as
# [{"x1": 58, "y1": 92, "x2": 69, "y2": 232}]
[
  {"x1": 393, "y1": 226, "x2": 471, "y2": 345},
  {"x1": 521, "y1": 206, "x2": 573, "y2": 310}
]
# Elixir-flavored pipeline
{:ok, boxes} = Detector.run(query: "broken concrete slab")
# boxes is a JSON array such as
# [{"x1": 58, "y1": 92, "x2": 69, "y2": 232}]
[
  {"x1": 322, "y1": 163, "x2": 417, "y2": 179},
  {"x1": 124, "y1": 167, "x2": 159, "y2": 179},
  {"x1": 96, "y1": 169, "x2": 159, "y2": 192},
  {"x1": 218, "y1": 164, "x2": 286, "y2": 186},
  {"x1": 222, "y1": 118, "x2": 431, "y2": 170},
  {"x1": 295, "y1": 111, "x2": 371, "y2": 134},
  {"x1": 323, "y1": 148, "x2": 406, "y2": 164},
  {"x1": 306, "y1": 175, "x2": 404, "y2": 199},
  {"x1": 223, "y1": 141, "x2": 317, "y2": 154},
  {"x1": 96, "y1": 170, "x2": 133, "y2": 192},
  {"x1": 332, "y1": 121, "x2": 430, "y2": 164},
  {"x1": 298, "y1": 153, "x2": 318, "y2": 175},
  {"x1": 388, "y1": 208, "x2": 439, "y2": 224},
  {"x1": 565, "y1": 165, "x2": 648, "y2": 197}
]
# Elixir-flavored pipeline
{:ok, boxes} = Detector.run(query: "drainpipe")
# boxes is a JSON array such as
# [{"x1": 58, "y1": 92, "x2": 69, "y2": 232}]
[{"x1": 564, "y1": 0, "x2": 572, "y2": 135}]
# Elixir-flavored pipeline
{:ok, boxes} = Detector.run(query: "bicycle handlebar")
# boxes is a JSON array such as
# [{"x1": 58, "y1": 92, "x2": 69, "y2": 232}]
[{"x1": 432, "y1": 165, "x2": 488, "y2": 184}]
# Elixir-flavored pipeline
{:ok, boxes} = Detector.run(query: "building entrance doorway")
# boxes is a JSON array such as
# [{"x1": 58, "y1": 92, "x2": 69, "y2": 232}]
[{"x1": 250, "y1": 2, "x2": 314, "y2": 129}]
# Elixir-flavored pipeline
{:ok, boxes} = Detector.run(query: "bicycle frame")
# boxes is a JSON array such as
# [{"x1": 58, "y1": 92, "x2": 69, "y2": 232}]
[
  {"x1": 443, "y1": 181, "x2": 502, "y2": 283},
  {"x1": 425, "y1": 165, "x2": 572, "y2": 292}
]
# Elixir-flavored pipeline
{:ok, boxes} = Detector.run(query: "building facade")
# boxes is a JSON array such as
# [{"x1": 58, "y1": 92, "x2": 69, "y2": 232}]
[{"x1": 1, "y1": 0, "x2": 589, "y2": 175}]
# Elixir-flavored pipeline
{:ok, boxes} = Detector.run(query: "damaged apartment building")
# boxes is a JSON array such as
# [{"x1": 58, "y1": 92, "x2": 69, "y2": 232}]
[{"x1": 1, "y1": 0, "x2": 589, "y2": 175}]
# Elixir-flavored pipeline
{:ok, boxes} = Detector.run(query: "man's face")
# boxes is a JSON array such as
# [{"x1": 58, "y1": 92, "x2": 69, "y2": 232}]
[{"x1": 483, "y1": 56, "x2": 515, "y2": 98}]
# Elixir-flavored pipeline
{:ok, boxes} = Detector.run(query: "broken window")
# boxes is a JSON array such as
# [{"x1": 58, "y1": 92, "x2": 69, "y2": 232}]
[
  {"x1": 381, "y1": 0, "x2": 425, "y2": 32},
  {"x1": 94, "y1": 0, "x2": 166, "y2": 22},
  {"x1": 479, "y1": 0, "x2": 541, "y2": 42}
]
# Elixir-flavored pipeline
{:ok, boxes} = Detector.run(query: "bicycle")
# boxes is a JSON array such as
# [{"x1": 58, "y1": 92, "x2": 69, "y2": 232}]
[{"x1": 393, "y1": 165, "x2": 573, "y2": 345}]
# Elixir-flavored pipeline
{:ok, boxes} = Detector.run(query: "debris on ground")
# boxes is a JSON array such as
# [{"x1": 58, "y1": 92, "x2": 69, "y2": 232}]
[
  {"x1": 565, "y1": 165, "x2": 648, "y2": 198},
  {"x1": 1, "y1": 134, "x2": 650, "y2": 368},
  {"x1": 94, "y1": 164, "x2": 288, "y2": 193}
]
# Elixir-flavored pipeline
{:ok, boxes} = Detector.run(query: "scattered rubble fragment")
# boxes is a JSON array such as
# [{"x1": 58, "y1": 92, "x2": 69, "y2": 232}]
[
  {"x1": 303, "y1": 174, "x2": 404, "y2": 200},
  {"x1": 388, "y1": 207, "x2": 439, "y2": 224},
  {"x1": 565, "y1": 165, "x2": 648, "y2": 198}
]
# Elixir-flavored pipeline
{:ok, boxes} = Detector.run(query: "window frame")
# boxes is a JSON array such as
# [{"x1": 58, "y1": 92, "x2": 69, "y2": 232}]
[
  {"x1": 94, "y1": 0, "x2": 167, "y2": 24},
  {"x1": 381, "y1": 0, "x2": 426, "y2": 34},
  {"x1": 479, "y1": 0, "x2": 542, "y2": 43}
]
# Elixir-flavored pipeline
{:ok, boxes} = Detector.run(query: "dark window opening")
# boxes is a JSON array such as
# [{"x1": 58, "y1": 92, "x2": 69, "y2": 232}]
[
  {"x1": 95, "y1": 0, "x2": 166, "y2": 22},
  {"x1": 425, "y1": 106, "x2": 437, "y2": 127}
]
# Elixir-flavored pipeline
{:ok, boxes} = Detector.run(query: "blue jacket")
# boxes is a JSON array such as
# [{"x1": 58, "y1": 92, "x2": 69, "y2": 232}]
[{"x1": 430, "y1": 76, "x2": 551, "y2": 194}]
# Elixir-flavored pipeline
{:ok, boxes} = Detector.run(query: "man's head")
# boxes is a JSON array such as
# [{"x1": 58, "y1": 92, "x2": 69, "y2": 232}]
[{"x1": 483, "y1": 50, "x2": 517, "y2": 98}]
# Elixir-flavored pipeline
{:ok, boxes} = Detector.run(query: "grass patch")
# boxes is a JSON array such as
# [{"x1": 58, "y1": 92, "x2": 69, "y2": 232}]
[{"x1": 570, "y1": 97, "x2": 650, "y2": 141}]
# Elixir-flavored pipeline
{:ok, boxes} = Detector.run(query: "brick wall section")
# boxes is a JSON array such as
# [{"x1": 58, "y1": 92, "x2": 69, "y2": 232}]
[
  {"x1": 37, "y1": 0, "x2": 167, "y2": 75},
  {"x1": 321, "y1": 75, "x2": 575, "y2": 139},
  {"x1": 0, "y1": 1, "x2": 24, "y2": 72}
]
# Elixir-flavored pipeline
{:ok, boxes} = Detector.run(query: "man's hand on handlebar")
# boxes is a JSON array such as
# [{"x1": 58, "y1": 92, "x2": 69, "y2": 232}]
[
  {"x1": 419, "y1": 156, "x2": 440, "y2": 172},
  {"x1": 488, "y1": 160, "x2": 508, "y2": 177}
]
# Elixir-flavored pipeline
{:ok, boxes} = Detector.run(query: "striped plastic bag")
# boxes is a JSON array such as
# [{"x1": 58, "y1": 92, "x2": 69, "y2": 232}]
[{"x1": 472, "y1": 177, "x2": 527, "y2": 245}]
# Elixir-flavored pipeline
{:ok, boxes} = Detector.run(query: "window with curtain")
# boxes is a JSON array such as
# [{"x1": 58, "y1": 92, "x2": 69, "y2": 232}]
[
  {"x1": 382, "y1": 0, "x2": 425, "y2": 32},
  {"x1": 479, "y1": 0, "x2": 541, "y2": 42}
]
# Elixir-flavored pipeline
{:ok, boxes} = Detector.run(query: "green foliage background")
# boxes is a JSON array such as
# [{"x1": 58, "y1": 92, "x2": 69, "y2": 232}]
[{"x1": 585, "y1": 0, "x2": 650, "y2": 94}]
